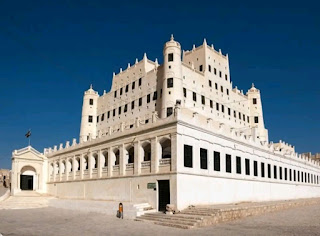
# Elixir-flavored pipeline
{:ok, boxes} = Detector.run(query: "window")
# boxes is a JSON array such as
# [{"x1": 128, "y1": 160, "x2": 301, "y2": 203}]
[
  {"x1": 285, "y1": 168, "x2": 288, "y2": 180},
  {"x1": 107, "y1": 111, "x2": 110, "y2": 119},
  {"x1": 139, "y1": 98, "x2": 142, "y2": 106},
  {"x1": 183, "y1": 88, "x2": 187, "y2": 97},
  {"x1": 200, "y1": 148, "x2": 208, "y2": 169},
  {"x1": 168, "y1": 53, "x2": 173, "y2": 62},
  {"x1": 228, "y1": 108, "x2": 231, "y2": 116},
  {"x1": 201, "y1": 95, "x2": 205, "y2": 105},
  {"x1": 236, "y1": 156, "x2": 241, "y2": 174},
  {"x1": 268, "y1": 164, "x2": 271, "y2": 178},
  {"x1": 221, "y1": 105, "x2": 225, "y2": 113},
  {"x1": 125, "y1": 85, "x2": 129, "y2": 93},
  {"x1": 220, "y1": 86, "x2": 223, "y2": 93},
  {"x1": 97, "y1": 116, "x2": 99, "y2": 123},
  {"x1": 167, "y1": 78, "x2": 173, "y2": 88},
  {"x1": 274, "y1": 165, "x2": 277, "y2": 179},
  {"x1": 139, "y1": 78, "x2": 142, "y2": 86},
  {"x1": 243, "y1": 114, "x2": 245, "y2": 121},
  {"x1": 113, "y1": 109, "x2": 116, "y2": 117},
  {"x1": 215, "y1": 83, "x2": 218, "y2": 90},
  {"x1": 302, "y1": 172, "x2": 304, "y2": 182},
  {"x1": 280, "y1": 167, "x2": 282, "y2": 180},
  {"x1": 294, "y1": 170, "x2": 296, "y2": 182},
  {"x1": 208, "y1": 65, "x2": 211, "y2": 72},
  {"x1": 88, "y1": 116, "x2": 93, "y2": 123},
  {"x1": 118, "y1": 106, "x2": 121, "y2": 115},
  {"x1": 114, "y1": 91, "x2": 117, "y2": 98},
  {"x1": 226, "y1": 154, "x2": 231, "y2": 173},
  {"x1": 234, "y1": 111, "x2": 236, "y2": 118},
  {"x1": 239, "y1": 112, "x2": 241, "y2": 119},
  {"x1": 101, "y1": 113, "x2": 104, "y2": 121},
  {"x1": 132, "y1": 81, "x2": 135, "y2": 90},
  {"x1": 147, "y1": 94, "x2": 151, "y2": 103},
  {"x1": 227, "y1": 89, "x2": 229, "y2": 95},
  {"x1": 210, "y1": 100, "x2": 213, "y2": 108},
  {"x1": 124, "y1": 104, "x2": 127, "y2": 113},
  {"x1": 199, "y1": 65, "x2": 203, "y2": 72},
  {"x1": 298, "y1": 171, "x2": 300, "y2": 182},
  {"x1": 209, "y1": 80, "x2": 212, "y2": 87},
  {"x1": 219, "y1": 71, "x2": 222, "y2": 78},
  {"x1": 153, "y1": 91, "x2": 157, "y2": 100},
  {"x1": 225, "y1": 74, "x2": 228, "y2": 81},
  {"x1": 214, "y1": 68, "x2": 217, "y2": 75},
  {"x1": 216, "y1": 103, "x2": 219, "y2": 111},
  {"x1": 253, "y1": 98, "x2": 257, "y2": 104},
  {"x1": 184, "y1": 145, "x2": 193, "y2": 168},
  {"x1": 193, "y1": 92, "x2": 197, "y2": 102},
  {"x1": 131, "y1": 101, "x2": 135, "y2": 110},
  {"x1": 120, "y1": 87, "x2": 123, "y2": 95},
  {"x1": 261, "y1": 162, "x2": 265, "y2": 177},
  {"x1": 167, "y1": 107, "x2": 173, "y2": 117},
  {"x1": 255, "y1": 116, "x2": 259, "y2": 124},
  {"x1": 214, "y1": 151, "x2": 220, "y2": 171},
  {"x1": 89, "y1": 99, "x2": 93, "y2": 105},
  {"x1": 247, "y1": 116, "x2": 250, "y2": 123},
  {"x1": 289, "y1": 169, "x2": 292, "y2": 181},
  {"x1": 245, "y1": 159, "x2": 250, "y2": 175},
  {"x1": 254, "y1": 161, "x2": 258, "y2": 176}
]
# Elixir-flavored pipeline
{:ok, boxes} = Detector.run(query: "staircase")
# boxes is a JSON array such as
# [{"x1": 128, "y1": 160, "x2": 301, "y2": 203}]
[
  {"x1": 136, "y1": 198, "x2": 320, "y2": 229},
  {"x1": 133, "y1": 203, "x2": 157, "y2": 217},
  {"x1": 0, "y1": 191, "x2": 53, "y2": 210}
]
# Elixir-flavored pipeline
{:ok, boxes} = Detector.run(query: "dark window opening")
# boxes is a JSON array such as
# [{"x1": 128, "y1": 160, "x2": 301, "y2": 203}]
[
  {"x1": 253, "y1": 98, "x2": 257, "y2": 104},
  {"x1": 226, "y1": 154, "x2": 232, "y2": 173},
  {"x1": 184, "y1": 145, "x2": 193, "y2": 168},
  {"x1": 147, "y1": 94, "x2": 151, "y2": 103},
  {"x1": 183, "y1": 88, "x2": 187, "y2": 97},
  {"x1": 255, "y1": 116, "x2": 259, "y2": 124},
  {"x1": 89, "y1": 99, "x2": 93, "y2": 105},
  {"x1": 254, "y1": 161, "x2": 258, "y2": 176},
  {"x1": 200, "y1": 148, "x2": 208, "y2": 169},
  {"x1": 236, "y1": 156, "x2": 241, "y2": 174},
  {"x1": 167, "y1": 78, "x2": 173, "y2": 88},
  {"x1": 153, "y1": 91, "x2": 158, "y2": 100},
  {"x1": 268, "y1": 164, "x2": 271, "y2": 178},
  {"x1": 131, "y1": 101, "x2": 135, "y2": 110},
  {"x1": 261, "y1": 162, "x2": 265, "y2": 177},
  {"x1": 245, "y1": 159, "x2": 250, "y2": 175},
  {"x1": 132, "y1": 81, "x2": 135, "y2": 90},
  {"x1": 214, "y1": 151, "x2": 220, "y2": 171},
  {"x1": 139, "y1": 98, "x2": 142, "y2": 106},
  {"x1": 193, "y1": 92, "x2": 197, "y2": 102},
  {"x1": 167, "y1": 107, "x2": 173, "y2": 117},
  {"x1": 88, "y1": 116, "x2": 93, "y2": 123},
  {"x1": 274, "y1": 165, "x2": 277, "y2": 179},
  {"x1": 199, "y1": 65, "x2": 203, "y2": 72},
  {"x1": 201, "y1": 95, "x2": 205, "y2": 105},
  {"x1": 139, "y1": 78, "x2": 142, "y2": 86},
  {"x1": 168, "y1": 53, "x2": 173, "y2": 62}
]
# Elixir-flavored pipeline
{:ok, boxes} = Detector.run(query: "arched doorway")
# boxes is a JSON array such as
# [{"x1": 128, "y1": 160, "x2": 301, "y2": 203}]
[{"x1": 20, "y1": 166, "x2": 36, "y2": 191}]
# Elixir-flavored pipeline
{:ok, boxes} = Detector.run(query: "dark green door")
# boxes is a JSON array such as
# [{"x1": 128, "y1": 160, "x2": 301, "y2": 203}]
[
  {"x1": 20, "y1": 175, "x2": 33, "y2": 190},
  {"x1": 158, "y1": 180, "x2": 170, "y2": 212}
]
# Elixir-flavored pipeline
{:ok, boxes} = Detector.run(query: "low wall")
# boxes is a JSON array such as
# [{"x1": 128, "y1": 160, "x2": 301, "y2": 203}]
[
  {"x1": 47, "y1": 174, "x2": 176, "y2": 210},
  {"x1": 176, "y1": 173, "x2": 320, "y2": 210}
]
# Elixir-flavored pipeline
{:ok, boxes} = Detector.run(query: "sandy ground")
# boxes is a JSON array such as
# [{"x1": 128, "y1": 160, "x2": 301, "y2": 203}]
[{"x1": 0, "y1": 203, "x2": 320, "y2": 236}]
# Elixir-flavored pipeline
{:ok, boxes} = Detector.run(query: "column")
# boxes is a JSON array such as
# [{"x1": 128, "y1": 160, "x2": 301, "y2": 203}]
[
  {"x1": 72, "y1": 156, "x2": 76, "y2": 180},
  {"x1": 88, "y1": 152, "x2": 93, "y2": 178},
  {"x1": 65, "y1": 161, "x2": 69, "y2": 181},
  {"x1": 120, "y1": 144, "x2": 126, "y2": 176},
  {"x1": 59, "y1": 159, "x2": 62, "y2": 181},
  {"x1": 108, "y1": 147, "x2": 113, "y2": 177},
  {"x1": 80, "y1": 154, "x2": 84, "y2": 179},
  {"x1": 52, "y1": 161, "x2": 57, "y2": 182},
  {"x1": 134, "y1": 141, "x2": 141, "y2": 175},
  {"x1": 151, "y1": 137, "x2": 159, "y2": 173},
  {"x1": 17, "y1": 172, "x2": 20, "y2": 190},
  {"x1": 171, "y1": 134, "x2": 178, "y2": 172},
  {"x1": 98, "y1": 150, "x2": 103, "y2": 178}
]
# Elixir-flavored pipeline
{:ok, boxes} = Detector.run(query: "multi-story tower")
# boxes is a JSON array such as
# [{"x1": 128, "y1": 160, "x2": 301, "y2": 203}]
[
  {"x1": 79, "y1": 85, "x2": 99, "y2": 142},
  {"x1": 161, "y1": 35, "x2": 184, "y2": 118}
]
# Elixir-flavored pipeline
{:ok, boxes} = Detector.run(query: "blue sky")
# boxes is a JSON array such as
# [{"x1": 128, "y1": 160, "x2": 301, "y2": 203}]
[{"x1": 0, "y1": 0, "x2": 319, "y2": 169}]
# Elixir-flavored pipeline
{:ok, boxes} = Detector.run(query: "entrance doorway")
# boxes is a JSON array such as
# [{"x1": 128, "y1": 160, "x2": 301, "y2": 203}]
[
  {"x1": 158, "y1": 180, "x2": 170, "y2": 212},
  {"x1": 20, "y1": 175, "x2": 33, "y2": 190}
]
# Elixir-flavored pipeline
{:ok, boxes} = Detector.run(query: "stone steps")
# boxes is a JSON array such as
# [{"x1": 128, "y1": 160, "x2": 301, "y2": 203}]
[
  {"x1": 0, "y1": 193, "x2": 53, "y2": 210},
  {"x1": 136, "y1": 198, "x2": 320, "y2": 229}
]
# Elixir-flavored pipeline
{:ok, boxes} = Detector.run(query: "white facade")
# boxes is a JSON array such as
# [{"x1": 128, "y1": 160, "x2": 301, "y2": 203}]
[{"x1": 11, "y1": 36, "x2": 320, "y2": 211}]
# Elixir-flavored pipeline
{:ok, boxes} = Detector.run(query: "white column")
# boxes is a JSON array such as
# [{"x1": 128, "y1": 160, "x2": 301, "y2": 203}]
[
  {"x1": 59, "y1": 159, "x2": 62, "y2": 181},
  {"x1": 80, "y1": 154, "x2": 84, "y2": 179},
  {"x1": 89, "y1": 152, "x2": 93, "y2": 178},
  {"x1": 98, "y1": 150, "x2": 103, "y2": 178},
  {"x1": 72, "y1": 156, "x2": 76, "y2": 180},
  {"x1": 134, "y1": 141, "x2": 141, "y2": 175},
  {"x1": 108, "y1": 147, "x2": 113, "y2": 177},
  {"x1": 120, "y1": 144, "x2": 126, "y2": 176},
  {"x1": 151, "y1": 137, "x2": 159, "y2": 173},
  {"x1": 171, "y1": 133, "x2": 178, "y2": 172}
]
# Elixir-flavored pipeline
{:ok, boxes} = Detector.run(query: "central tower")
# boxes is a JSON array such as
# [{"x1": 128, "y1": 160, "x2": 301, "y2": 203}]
[{"x1": 161, "y1": 35, "x2": 183, "y2": 118}]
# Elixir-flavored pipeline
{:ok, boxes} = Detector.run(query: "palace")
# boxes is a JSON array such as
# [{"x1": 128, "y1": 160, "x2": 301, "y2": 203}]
[{"x1": 11, "y1": 36, "x2": 320, "y2": 212}]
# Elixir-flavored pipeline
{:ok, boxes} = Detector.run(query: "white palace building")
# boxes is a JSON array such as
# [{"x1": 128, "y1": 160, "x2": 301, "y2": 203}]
[{"x1": 11, "y1": 36, "x2": 320, "y2": 211}]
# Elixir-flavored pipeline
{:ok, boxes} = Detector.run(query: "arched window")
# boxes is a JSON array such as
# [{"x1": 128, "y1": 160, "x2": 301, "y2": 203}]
[
  {"x1": 160, "y1": 138, "x2": 171, "y2": 159},
  {"x1": 142, "y1": 142, "x2": 151, "y2": 161}
]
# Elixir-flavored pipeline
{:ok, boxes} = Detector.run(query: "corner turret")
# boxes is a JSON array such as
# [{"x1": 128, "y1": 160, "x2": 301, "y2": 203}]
[
  {"x1": 79, "y1": 85, "x2": 99, "y2": 143},
  {"x1": 161, "y1": 35, "x2": 183, "y2": 118}
]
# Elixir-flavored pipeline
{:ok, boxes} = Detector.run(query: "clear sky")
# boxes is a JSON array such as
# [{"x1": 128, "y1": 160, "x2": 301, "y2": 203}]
[{"x1": 0, "y1": 0, "x2": 319, "y2": 169}]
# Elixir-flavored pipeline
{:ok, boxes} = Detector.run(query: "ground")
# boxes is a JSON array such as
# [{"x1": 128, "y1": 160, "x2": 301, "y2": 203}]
[{"x1": 0, "y1": 204, "x2": 320, "y2": 236}]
